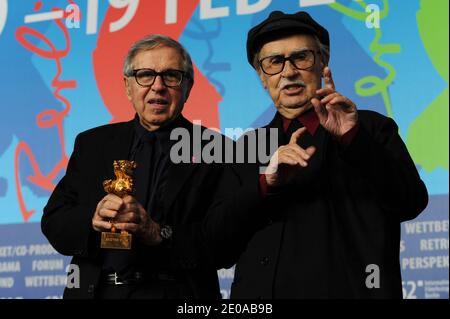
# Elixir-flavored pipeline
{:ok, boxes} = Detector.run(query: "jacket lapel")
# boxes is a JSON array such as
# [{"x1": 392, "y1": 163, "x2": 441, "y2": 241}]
[
  {"x1": 161, "y1": 116, "x2": 199, "y2": 215},
  {"x1": 265, "y1": 112, "x2": 286, "y2": 148},
  {"x1": 101, "y1": 120, "x2": 135, "y2": 178},
  {"x1": 163, "y1": 162, "x2": 198, "y2": 212}
]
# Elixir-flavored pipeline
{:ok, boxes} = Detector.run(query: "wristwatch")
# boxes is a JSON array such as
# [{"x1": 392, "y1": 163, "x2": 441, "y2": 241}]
[{"x1": 160, "y1": 224, "x2": 173, "y2": 242}]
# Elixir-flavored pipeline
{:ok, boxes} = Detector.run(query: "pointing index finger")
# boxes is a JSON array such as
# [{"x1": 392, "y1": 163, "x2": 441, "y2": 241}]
[
  {"x1": 323, "y1": 66, "x2": 335, "y2": 91},
  {"x1": 289, "y1": 127, "x2": 307, "y2": 145}
]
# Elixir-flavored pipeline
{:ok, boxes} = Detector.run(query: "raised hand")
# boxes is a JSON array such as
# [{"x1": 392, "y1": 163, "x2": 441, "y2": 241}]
[
  {"x1": 264, "y1": 127, "x2": 316, "y2": 188},
  {"x1": 311, "y1": 67, "x2": 358, "y2": 138}
]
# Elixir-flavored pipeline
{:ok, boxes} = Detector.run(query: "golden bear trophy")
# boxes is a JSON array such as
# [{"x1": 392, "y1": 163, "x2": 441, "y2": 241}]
[{"x1": 101, "y1": 160, "x2": 137, "y2": 249}]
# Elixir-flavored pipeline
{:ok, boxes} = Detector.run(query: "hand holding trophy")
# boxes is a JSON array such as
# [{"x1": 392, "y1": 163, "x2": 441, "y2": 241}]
[{"x1": 101, "y1": 160, "x2": 137, "y2": 249}]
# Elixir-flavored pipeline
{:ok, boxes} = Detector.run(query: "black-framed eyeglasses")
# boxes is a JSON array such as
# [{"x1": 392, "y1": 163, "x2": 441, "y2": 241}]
[
  {"x1": 259, "y1": 49, "x2": 317, "y2": 75},
  {"x1": 130, "y1": 68, "x2": 187, "y2": 87}
]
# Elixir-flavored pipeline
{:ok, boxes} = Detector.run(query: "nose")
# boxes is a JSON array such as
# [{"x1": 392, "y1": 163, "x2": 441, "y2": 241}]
[
  {"x1": 281, "y1": 59, "x2": 298, "y2": 78},
  {"x1": 151, "y1": 74, "x2": 166, "y2": 92}
]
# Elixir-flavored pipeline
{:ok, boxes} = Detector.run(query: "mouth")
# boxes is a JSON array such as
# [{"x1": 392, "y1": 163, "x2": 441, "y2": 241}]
[
  {"x1": 147, "y1": 98, "x2": 169, "y2": 109},
  {"x1": 281, "y1": 83, "x2": 305, "y2": 94}
]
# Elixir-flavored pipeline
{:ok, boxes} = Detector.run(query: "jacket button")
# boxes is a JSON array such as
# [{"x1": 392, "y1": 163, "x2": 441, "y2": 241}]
[
  {"x1": 260, "y1": 256, "x2": 269, "y2": 266},
  {"x1": 88, "y1": 284, "x2": 95, "y2": 293}
]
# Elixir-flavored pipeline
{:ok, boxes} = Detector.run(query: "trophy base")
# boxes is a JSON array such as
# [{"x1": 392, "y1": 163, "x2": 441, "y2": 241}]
[{"x1": 101, "y1": 231, "x2": 132, "y2": 250}]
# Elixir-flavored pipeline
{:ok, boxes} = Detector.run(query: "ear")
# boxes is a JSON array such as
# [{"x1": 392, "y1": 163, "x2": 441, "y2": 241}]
[
  {"x1": 257, "y1": 68, "x2": 268, "y2": 90},
  {"x1": 124, "y1": 77, "x2": 132, "y2": 101},
  {"x1": 183, "y1": 79, "x2": 194, "y2": 103}
]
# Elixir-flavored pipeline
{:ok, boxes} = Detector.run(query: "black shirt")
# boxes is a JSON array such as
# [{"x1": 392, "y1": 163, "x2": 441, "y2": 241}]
[{"x1": 102, "y1": 114, "x2": 181, "y2": 276}]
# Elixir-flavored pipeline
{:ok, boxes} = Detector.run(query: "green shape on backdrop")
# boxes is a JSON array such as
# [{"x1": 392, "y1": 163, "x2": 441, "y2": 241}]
[
  {"x1": 408, "y1": 89, "x2": 449, "y2": 172},
  {"x1": 407, "y1": 0, "x2": 449, "y2": 171}
]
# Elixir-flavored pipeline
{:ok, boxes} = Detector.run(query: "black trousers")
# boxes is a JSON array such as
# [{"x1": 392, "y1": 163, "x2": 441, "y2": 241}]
[{"x1": 95, "y1": 280, "x2": 194, "y2": 299}]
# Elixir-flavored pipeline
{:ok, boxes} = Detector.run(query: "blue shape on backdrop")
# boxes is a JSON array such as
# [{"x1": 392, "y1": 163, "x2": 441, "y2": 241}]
[{"x1": 0, "y1": 3, "x2": 64, "y2": 197}]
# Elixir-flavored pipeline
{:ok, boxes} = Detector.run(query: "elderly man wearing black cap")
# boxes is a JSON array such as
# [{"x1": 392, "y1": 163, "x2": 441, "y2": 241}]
[{"x1": 220, "y1": 10, "x2": 428, "y2": 299}]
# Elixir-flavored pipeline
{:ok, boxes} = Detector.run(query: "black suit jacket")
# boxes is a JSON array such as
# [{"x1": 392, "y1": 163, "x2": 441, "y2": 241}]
[
  {"x1": 220, "y1": 110, "x2": 428, "y2": 299},
  {"x1": 41, "y1": 116, "x2": 226, "y2": 299}
]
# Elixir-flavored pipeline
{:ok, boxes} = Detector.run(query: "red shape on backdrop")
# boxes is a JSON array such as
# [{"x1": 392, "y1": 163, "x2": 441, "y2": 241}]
[
  {"x1": 34, "y1": 1, "x2": 42, "y2": 11},
  {"x1": 93, "y1": 0, "x2": 221, "y2": 129}
]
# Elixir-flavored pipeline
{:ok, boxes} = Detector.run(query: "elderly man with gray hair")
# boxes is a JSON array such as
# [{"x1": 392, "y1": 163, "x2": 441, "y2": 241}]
[
  {"x1": 42, "y1": 34, "x2": 227, "y2": 299},
  {"x1": 223, "y1": 10, "x2": 428, "y2": 299}
]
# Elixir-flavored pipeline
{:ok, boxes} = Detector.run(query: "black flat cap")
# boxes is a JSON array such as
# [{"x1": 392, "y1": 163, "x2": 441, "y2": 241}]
[{"x1": 246, "y1": 11, "x2": 329, "y2": 67}]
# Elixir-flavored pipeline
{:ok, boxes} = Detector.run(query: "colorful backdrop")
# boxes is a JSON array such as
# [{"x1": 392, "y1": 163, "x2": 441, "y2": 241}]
[{"x1": 0, "y1": 0, "x2": 448, "y2": 299}]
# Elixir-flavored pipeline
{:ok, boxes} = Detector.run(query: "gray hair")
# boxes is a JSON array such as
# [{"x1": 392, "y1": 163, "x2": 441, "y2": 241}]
[
  {"x1": 252, "y1": 34, "x2": 330, "y2": 70},
  {"x1": 123, "y1": 34, "x2": 194, "y2": 84}
]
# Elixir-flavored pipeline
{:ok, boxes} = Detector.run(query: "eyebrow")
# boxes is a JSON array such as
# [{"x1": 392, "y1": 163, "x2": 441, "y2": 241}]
[
  {"x1": 134, "y1": 68, "x2": 183, "y2": 72},
  {"x1": 260, "y1": 48, "x2": 315, "y2": 59}
]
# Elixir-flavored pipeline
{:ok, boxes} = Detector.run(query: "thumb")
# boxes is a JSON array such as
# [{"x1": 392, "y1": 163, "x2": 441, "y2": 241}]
[
  {"x1": 312, "y1": 97, "x2": 327, "y2": 123},
  {"x1": 306, "y1": 145, "x2": 316, "y2": 156},
  {"x1": 289, "y1": 127, "x2": 307, "y2": 145}
]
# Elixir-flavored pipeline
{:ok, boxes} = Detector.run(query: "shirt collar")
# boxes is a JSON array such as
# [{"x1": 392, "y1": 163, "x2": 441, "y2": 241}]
[
  {"x1": 281, "y1": 108, "x2": 320, "y2": 136},
  {"x1": 133, "y1": 114, "x2": 180, "y2": 154},
  {"x1": 133, "y1": 113, "x2": 152, "y2": 141},
  {"x1": 133, "y1": 113, "x2": 185, "y2": 137}
]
